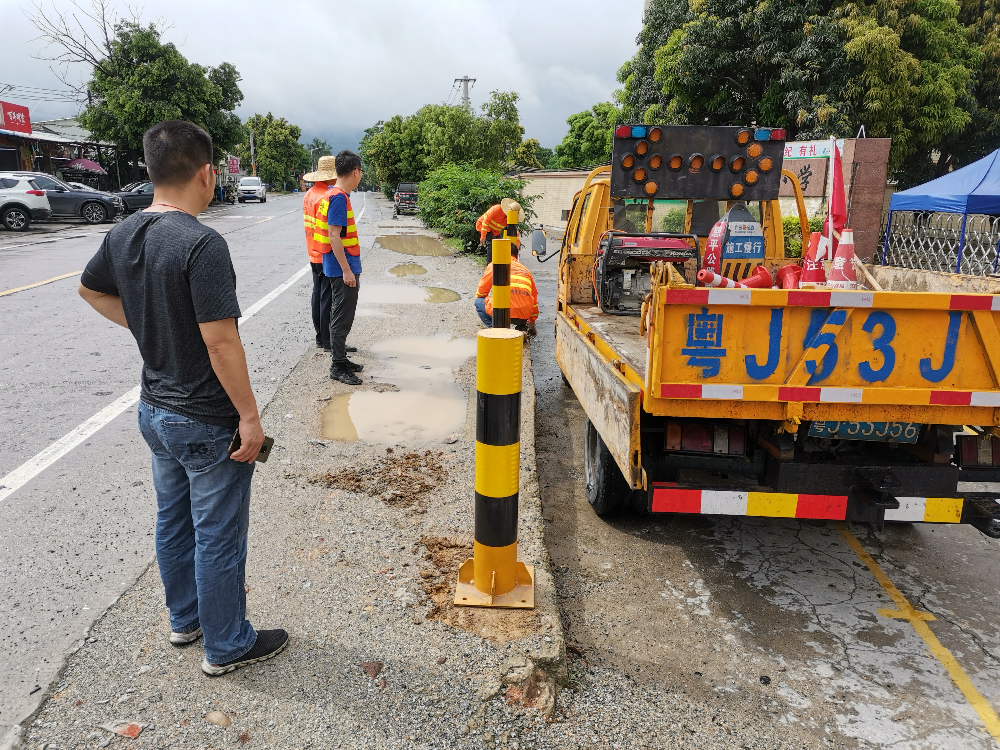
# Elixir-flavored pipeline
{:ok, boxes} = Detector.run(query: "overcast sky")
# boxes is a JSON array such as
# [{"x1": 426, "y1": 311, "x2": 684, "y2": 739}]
[{"x1": 1, "y1": 0, "x2": 645, "y2": 150}]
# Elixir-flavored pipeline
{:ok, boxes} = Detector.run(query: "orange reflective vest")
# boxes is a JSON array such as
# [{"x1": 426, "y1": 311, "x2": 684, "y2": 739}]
[
  {"x1": 317, "y1": 186, "x2": 360, "y2": 256},
  {"x1": 476, "y1": 259, "x2": 538, "y2": 322},
  {"x1": 303, "y1": 181, "x2": 332, "y2": 263},
  {"x1": 476, "y1": 204, "x2": 519, "y2": 247}
]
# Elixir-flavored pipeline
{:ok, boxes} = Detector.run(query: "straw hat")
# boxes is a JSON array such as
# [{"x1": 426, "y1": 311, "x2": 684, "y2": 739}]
[
  {"x1": 304, "y1": 155, "x2": 337, "y2": 183},
  {"x1": 500, "y1": 197, "x2": 525, "y2": 223}
]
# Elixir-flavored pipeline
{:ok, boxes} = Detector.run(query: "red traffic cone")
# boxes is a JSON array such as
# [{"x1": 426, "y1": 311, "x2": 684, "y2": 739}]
[
  {"x1": 800, "y1": 232, "x2": 827, "y2": 286},
  {"x1": 827, "y1": 228, "x2": 858, "y2": 289},
  {"x1": 737, "y1": 265, "x2": 773, "y2": 289},
  {"x1": 776, "y1": 264, "x2": 802, "y2": 290},
  {"x1": 697, "y1": 268, "x2": 739, "y2": 288}
]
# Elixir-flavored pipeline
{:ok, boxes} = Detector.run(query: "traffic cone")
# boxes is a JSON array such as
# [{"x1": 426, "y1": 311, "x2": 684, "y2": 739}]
[
  {"x1": 697, "y1": 268, "x2": 739, "y2": 288},
  {"x1": 776, "y1": 264, "x2": 802, "y2": 289},
  {"x1": 800, "y1": 232, "x2": 827, "y2": 286},
  {"x1": 827, "y1": 228, "x2": 858, "y2": 289},
  {"x1": 736, "y1": 265, "x2": 772, "y2": 289}
]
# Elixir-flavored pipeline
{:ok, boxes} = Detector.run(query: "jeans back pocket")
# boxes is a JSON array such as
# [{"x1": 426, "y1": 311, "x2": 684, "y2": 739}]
[{"x1": 160, "y1": 418, "x2": 218, "y2": 471}]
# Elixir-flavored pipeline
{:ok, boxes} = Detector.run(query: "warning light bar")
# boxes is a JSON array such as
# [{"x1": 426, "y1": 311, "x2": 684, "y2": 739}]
[{"x1": 610, "y1": 124, "x2": 786, "y2": 201}]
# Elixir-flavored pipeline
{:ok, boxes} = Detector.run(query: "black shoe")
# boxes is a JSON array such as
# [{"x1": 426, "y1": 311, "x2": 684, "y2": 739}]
[
  {"x1": 331, "y1": 367, "x2": 363, "y2": 385},
  {"x1": 343, "y1": 358, "x2": 364, "y2": 372},
  {"x1": 346, "y1": 345, "x2": 357, "y2": 353},
  {"x1": 201, "y1": 629, "x2": 289, "y2": 676},
  {"x1": 323, "y1": 345, "x2": 332, "y2": 352}
]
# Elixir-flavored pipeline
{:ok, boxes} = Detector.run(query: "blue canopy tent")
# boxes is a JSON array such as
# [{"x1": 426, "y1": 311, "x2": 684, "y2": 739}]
[{"x1": 885, "y1": 149, "x2": 1000, "y2": 272}]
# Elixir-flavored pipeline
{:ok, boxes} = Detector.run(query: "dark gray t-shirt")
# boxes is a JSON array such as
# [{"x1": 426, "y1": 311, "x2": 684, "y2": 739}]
[{"x1": 81, "y1": 211, "x2": 242, "y2": 428}]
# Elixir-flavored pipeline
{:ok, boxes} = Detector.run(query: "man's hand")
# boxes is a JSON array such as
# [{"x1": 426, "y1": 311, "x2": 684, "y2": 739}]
[
  {"x1": 79, "y1": 284, "x2": 128, "y2": 328},
  {"x1": 231, "y1": 413, "x2": 265, "y2": 463},
  {"x1": 342, "y1": 269, "x2": 357, "y2": 287}
]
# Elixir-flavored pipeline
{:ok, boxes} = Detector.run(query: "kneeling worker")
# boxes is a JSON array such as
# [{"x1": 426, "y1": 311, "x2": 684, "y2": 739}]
[
  {"x1": 474, "y1": 242, "x2": 538, "y2": 335},
  {"x1": 475, "y1": 198, "x2": 523, "y2": 262}
]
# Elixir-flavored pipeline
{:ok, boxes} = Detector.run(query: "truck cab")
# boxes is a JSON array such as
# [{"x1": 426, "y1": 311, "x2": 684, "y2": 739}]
[{"x1": 554, "y1": 125, "x2": 1000, "y2": 538}]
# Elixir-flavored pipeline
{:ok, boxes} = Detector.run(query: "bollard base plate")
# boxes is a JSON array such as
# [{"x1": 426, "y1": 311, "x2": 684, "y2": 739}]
[{"x1": 454, "y1": 558, "x2": 535, "y2": 609}]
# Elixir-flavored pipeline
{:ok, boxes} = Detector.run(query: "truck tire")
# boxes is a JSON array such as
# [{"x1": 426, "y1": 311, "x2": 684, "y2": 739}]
[{"x1": 584, "y1": 418, "x2": 631, "y2": 516}]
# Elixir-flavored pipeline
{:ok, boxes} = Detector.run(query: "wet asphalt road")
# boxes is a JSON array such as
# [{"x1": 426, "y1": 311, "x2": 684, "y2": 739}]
[{"x1": 0, "y1": 194, "x2": 355, "y2": 739}]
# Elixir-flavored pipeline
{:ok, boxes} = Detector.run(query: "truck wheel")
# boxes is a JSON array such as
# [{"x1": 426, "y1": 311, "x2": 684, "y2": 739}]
[{"x1": 584, "y1": 418, "x2": 631, "y2": 516}]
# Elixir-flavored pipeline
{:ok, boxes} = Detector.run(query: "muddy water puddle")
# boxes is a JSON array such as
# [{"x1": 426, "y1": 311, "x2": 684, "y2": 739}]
[
  {"x1": 359, "y1": 284, "x2": 460, "y2": 304},
  {"x1": 376, "y1": 235, "x2": 453, "y2": 257},
  {"x1": 389, "y1": 263, "x2": 427, "y2": 277},
  {"x1": 321, "y1": 334, "x2": 476, "y2": 444}
]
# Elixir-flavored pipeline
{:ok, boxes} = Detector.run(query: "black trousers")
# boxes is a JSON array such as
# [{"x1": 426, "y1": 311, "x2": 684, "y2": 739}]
[
  {"x1": 329, "y1": 273, "x2": 360, "y2": 367},
  {"x1": 311, "y1": 263, "x2": 332, "y2": 347}
]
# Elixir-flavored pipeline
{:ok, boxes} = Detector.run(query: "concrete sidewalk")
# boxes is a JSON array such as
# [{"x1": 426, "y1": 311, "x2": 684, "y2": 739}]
[{"x1": 13, "y1": 214, "x2": 564, "y2": 750}]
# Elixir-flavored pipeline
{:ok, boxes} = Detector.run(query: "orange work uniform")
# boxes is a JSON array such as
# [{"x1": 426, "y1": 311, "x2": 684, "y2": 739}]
[
  {"x1": 303, "y1": 181, "x2": 334, "y2": 263},
  {"x1": 476, "y1": 258, "x2": 539, "y2": 322},
  {"x1": 475, "y1": 204, "x2": 520, "y2": 247}
]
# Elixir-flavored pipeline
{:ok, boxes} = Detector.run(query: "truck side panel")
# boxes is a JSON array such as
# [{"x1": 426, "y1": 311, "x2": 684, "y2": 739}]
[{"x1": 556, "y1": 313, "x2": 643, "y2": 488}]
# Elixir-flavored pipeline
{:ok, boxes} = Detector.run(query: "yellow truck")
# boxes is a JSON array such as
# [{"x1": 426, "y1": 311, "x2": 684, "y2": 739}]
[{"x1": 551, "y1": 125, "x2": 1000, "y2": 536}]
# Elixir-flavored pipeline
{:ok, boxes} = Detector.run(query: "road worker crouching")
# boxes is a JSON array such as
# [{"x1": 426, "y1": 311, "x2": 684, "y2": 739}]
[
  {"x1": 475, "y1": 197, "x2": 523, "y2": 263},
  {"x1": 474, "y1": 241, "x2": 538, "y2": 336}
]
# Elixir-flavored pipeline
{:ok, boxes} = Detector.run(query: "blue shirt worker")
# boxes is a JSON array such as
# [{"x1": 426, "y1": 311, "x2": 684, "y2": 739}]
[{"x1": 320, "y1": 150, "x2": 365, "y2": 385}]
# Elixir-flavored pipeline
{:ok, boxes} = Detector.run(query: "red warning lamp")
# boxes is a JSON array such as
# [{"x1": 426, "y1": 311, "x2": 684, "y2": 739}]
[
  {"x1": 615, "y1": 125, "x2": 632, "y2": 138},
  {"x1": 770, "y1": 128, "x2": 786, "y2": 141}
]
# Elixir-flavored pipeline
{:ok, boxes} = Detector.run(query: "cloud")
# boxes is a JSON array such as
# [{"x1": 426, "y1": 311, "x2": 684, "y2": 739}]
[{"x1": 2, "y1": 0, "x2": 644, "y2": 148}]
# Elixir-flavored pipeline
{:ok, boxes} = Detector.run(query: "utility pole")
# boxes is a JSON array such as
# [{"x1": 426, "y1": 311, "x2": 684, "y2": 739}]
[
  {"x1": 454, "y1": 76, "x2": 476, "y2": 110},
  {"x1": 249, "y1": 130, "x2": 256, "y2": 177}
]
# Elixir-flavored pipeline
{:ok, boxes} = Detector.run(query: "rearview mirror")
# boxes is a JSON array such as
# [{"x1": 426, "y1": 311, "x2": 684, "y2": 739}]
[{"x1": 531, "y1": 227, "x2": 546, "y2": 256}]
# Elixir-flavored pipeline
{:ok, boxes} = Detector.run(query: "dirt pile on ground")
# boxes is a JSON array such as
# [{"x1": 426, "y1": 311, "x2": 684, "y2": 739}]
[
  {"x1": 417, "y1": 535, "x2": 538, "y2": 642},
  {"x1": 308, "y1": 448, "x2": 446, "y2": 509}
]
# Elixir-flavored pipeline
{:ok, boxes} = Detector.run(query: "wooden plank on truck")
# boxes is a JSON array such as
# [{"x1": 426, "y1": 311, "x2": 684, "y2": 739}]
[
  {"x1": 556, "y1": 312, "x2": 643, "y2": 488},
  {"x1": 644, "y1": 286, "x2": 1000, "y2": 427}
]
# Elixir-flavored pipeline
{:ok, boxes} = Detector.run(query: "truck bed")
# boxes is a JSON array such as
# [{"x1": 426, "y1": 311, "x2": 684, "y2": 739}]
[{"x1": 572, "y1": 305, "x2": 648, "y2": 380}]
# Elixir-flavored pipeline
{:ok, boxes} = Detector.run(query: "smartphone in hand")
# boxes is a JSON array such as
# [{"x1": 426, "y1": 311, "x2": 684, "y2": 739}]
[{"x1": 228, "y1": 432, "x2": 275, "y2": 463}]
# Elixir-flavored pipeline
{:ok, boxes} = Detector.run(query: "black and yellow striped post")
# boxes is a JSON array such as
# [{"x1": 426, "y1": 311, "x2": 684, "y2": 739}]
[
  {"x1": 454, "y1": 326, "x2": 534, "y2": 609},
  {"x1": 504, "y1": 207, "x2": 519, "y2": 248},
  {"x1": 491, "y1": 237, "x2": 512, "y2": 329}
]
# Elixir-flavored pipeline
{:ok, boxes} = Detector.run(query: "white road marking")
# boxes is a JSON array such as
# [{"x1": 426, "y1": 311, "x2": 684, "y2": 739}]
[
  {"x1": 0, "y1": 232, "x2": 92, "y2": 251},
  {"x1": 0, "y1": 262, "x2": 311, "y2": 505}
]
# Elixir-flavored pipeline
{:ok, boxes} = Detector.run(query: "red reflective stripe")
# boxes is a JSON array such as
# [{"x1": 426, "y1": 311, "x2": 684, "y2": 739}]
[
  {"x1": 787, "y1": 291, "x2": 831, "y2": 306},
  {"x1": 778, "y1": 386, "x2": 821, "y2": 401},
  {"x1": 795, "y1": 494, "x2": 848, "y2": 520},
  {"x1": 660, "y1": 384, "x2": 702, "y2": 399},
  {"x1": 930, "y1": 391, "x2": 972, "y2": 405},
  {"x1": 651, "y1": 488, "x2": 702, "y2": 514},
  {"x1": 950, "y1": 295, "x2": 993, "y2": 310},
  {"x1": 666, "y1": 289, "x2": 709, "y2": 305}
]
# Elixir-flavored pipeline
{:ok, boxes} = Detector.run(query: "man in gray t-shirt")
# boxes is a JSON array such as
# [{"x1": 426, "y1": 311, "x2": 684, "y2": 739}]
[{"x1": 79, "y1": 120, "x2": 289, "y2": 676}]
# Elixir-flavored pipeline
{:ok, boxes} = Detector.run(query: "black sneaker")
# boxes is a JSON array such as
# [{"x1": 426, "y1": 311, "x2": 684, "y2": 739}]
[
  {"x1": 331, "y1": 367, "x2": 363, "y2": 385},
  {"x1": 342, "y1": 358, "x2": 364, "y2": 372},
  {"x1": 346, "y1": 345, "x2": 357, "y2": 353},
  {"x1": 201, "y1": 629, "x2": 289, "y2": 676}
]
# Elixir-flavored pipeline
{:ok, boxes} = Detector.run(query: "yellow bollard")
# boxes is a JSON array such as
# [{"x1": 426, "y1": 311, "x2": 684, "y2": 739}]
[
  {"x1": 454, "y1": 327, "x2": 534, "y2": 608},
  {"x1": 491, "y1": 238, "x2": 511, "y2": 329}
]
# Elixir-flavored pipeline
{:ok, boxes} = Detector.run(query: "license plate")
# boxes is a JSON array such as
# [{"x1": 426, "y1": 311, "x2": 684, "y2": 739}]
[{"x1": 808, "y1": 421, "x2": 920, "y2": 442}]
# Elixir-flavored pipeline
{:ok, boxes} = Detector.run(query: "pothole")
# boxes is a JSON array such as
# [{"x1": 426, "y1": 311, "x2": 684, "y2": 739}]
[
  {"x1": 389, "y1": 263, "x2": 427, "y2": 277},
  {"x1": 358, "y1": 284, "x2": 460, "y2": 304},
  {"x1": 376, "y1": 235, "x2": 453, "y2": 257}
]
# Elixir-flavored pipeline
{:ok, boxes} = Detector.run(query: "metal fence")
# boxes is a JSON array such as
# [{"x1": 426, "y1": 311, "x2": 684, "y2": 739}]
[{"x1": 878, "y1": 210, "x2": 1000, "y2": 275}]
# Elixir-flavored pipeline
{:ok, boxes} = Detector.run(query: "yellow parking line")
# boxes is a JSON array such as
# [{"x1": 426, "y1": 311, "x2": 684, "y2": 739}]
[
  {"x1": 0, "y1": 271, "x2": 82, "y2": 298},
  {"x1": 836, "y1": 522, "x2": 1000, "y2": 740}
]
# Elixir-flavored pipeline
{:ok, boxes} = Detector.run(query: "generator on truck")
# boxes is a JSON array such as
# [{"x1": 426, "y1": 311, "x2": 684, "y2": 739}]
[{"x1": 547, "y1": 124, "x2": 1000, "y2": 537}]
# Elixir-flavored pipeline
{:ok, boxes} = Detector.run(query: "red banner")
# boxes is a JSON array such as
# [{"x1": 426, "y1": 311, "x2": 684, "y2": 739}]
[
  {"x1": 0, "y1": 101, "x2": 31, "y2": 135},
  {"x1": 227, "y1": 156, "x2": 239, "y2": 174}
]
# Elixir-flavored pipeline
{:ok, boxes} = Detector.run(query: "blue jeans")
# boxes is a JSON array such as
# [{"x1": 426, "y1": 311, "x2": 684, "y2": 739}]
[
  {"x1": 474, "y1": 297, "x2": 492, "y2": 326},
  {"x1": 138, "y1": 401, "x2": 257, "y2": 664}
]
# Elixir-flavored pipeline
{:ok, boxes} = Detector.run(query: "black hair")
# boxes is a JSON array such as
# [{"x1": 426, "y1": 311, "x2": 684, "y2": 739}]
[
  {"x1": 335, "y1": 149, "x2": 362, "y2": 177},
  {"x1": 143, "y1": 120, "x2": 213, "y2": 187}
]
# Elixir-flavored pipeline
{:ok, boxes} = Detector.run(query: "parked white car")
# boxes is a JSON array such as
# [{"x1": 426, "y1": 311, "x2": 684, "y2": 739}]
[
  {"x1": 0, "y1": 175, "x2": 51, "y2": 231},
  {"x1": 238, "y1": 176, "x2": 266, "y2": 203}
]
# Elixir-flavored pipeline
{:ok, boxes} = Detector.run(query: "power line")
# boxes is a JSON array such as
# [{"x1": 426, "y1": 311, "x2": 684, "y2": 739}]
[
  {"x1": 453, "y1": 76, "x2": 476, "y2": 110},
  {"x1": 0, "y1": 82, "x2": 84, "y2": 104}
]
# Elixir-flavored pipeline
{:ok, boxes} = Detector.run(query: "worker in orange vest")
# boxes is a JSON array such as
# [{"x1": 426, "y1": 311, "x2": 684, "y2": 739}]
[
  {"x1": 302, "y1": 155, "x2": 355, "y2": 353},
  {"x1": 475, "y1": 242, "x2": 538, "y2": 336},
  {"x1": 475, "y1": 198, "x2": 523, "y2": 262}
]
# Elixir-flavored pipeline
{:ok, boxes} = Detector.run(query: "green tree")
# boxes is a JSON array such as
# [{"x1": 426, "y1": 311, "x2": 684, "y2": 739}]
[
  {"x1": 534, "y1": 145, "x2": 557, "y2": 168},
  {"x1": 359, "y1": 91, "x2": 531, "y2": 195},
  {"x1": 514, "y1": 138, "x2": 544, "y2": 169},
  {"x1": 305, "y1": 137, "x2": 332, "y2": 170},
  {"x1": 553, "y1": 102, "x2": 621, "y2": 167},
  {"x1": 233, "y1": 113, "x2": 307, "y2": 190},
  {"x1": 417, "y1": 163, "x2": 536, "y2": 252}
]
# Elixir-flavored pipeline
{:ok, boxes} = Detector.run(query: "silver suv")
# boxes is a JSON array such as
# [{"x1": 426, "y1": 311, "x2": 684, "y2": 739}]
[
  {"x1": 238, "y1": 176, "x2": 266, "y2": 203},
  {"x1": 0, "y1": 175, "x2": 51, "y2": 231}
]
